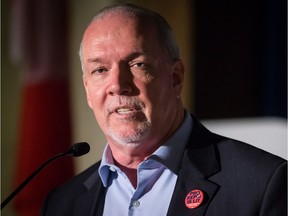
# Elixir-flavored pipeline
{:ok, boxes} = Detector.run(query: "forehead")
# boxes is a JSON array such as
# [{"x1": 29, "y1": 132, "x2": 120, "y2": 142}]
[
  {"x1": 82, "y1": 13, "x2": 161, "y2": 59},
  {"x1": 84, "y1": 13, "x2": 158, "y2": 44}
]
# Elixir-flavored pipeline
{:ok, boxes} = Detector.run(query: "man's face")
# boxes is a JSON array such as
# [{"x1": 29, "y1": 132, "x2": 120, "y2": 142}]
[{"x1": 82, "y1": 14, "x2": 184, "y2": 148}]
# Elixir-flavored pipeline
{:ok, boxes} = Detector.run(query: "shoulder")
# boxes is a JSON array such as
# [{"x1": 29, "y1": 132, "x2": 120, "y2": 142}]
[
  {"x1": 50, "y1": 161, "x2": 101, "y2": 195},
  {"x1": 208, "y1": 131, "x2": 287, "y2": 202},
  {"x1": 189, "y1": 114, "x2": 286, "y2": 169},
  {"x1": 212, "y1": 138, "x2": 287, "y2": 214},
  {"x1": 188, "y1": 114, "x2": 286, "y2": 188},
  {"x1": 216, "y1": 137, "x2": 286, "y2": 172},
  {"x1": 41, "y1": 161, "x2": 102, "y2": 215}
]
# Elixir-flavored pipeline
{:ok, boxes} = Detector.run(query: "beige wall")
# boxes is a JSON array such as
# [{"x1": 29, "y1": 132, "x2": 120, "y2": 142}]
[
  {"x1": 2, "y1": 1, "x2": 22, "y2": 215},
  {"x1": 1, "y1": 0, "x2": 194, "y2": 215}
]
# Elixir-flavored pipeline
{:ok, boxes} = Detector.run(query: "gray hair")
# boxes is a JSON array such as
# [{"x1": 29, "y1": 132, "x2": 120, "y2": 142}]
[{"x1": 79, "y1": 3, "x2": 180, "y2": 72}]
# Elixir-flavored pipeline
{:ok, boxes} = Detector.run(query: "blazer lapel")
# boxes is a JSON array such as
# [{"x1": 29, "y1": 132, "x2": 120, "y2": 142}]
[
  {"x1": 73, "y1": 173, "x2": 105, "y2": 216},
  {"x1": 167, "y1": 116, "x2": 222, "y2": 216},
  {"x1": 167, "y1": 150, "x2": 220, "y2": 216}
]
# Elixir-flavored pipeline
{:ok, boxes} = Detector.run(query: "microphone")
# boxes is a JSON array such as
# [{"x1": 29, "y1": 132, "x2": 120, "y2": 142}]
[
  {"x1": 0, "y1": 142, "x2": 90, "y2": 210},
  {"x1": 63, "y1": 142, "x2": 90, "y2": 157}
]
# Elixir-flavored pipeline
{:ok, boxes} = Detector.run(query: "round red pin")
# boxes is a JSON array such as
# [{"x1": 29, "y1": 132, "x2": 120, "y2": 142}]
[{"x1": 185, "y1": 189, "x2": 204, "y2": 209}]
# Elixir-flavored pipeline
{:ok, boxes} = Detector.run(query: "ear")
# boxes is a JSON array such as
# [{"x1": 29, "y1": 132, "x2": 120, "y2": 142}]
[
  {"x1": 172, "y1": 60, "x2": 184, "y2": 99},
  {"x1": 83, "y1": 75, "x2": 93, "y2": 109}
]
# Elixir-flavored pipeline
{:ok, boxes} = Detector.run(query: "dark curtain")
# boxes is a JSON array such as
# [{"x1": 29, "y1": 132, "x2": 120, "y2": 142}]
[{"x1": 194, "y1": 0, "x2": 287, "y2": 119}]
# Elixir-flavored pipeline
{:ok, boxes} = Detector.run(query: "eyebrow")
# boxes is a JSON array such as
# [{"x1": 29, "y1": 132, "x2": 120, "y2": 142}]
[
  {"x1": 86, "y1": 57, "x2": 104, "y2": 63},
  {"x1": 86, "y1": 52, "x2": 154, "y2": 63},
  {"x1": 125, "y1": 52, "x2": 146, "y2": 60}
]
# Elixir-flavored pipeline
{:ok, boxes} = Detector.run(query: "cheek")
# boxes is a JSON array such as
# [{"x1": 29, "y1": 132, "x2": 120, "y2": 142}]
[
  {"x1": 140, "y1": 82, "x2": 167, "y2": 114},
  {"x1": 84, "y1": 81, "x2": 105, "y2": 110},
  {"x1": 150, "y1": 75, "x2": 174, "y2": 97},
  {"x1": 147, "y1": 76, "x2": 175, "y2": 111},
  {"x1": 85, "y1": 85, "x2": 107, "y2": 129},
  {"x1": 84, "y1": 79, "x2": 93, "y2": 109}
]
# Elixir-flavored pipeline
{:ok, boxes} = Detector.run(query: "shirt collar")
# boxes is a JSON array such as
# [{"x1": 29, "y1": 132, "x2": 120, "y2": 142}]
[
  {"x1": 98, "y1": 145, "x2": 118, "y2": 187},
  {"x1": 98, "y1": 110, "x2": 193, "y2": 186},
  {"x1": 148, "y1": 111, "x2": 192, "y2": 173}
]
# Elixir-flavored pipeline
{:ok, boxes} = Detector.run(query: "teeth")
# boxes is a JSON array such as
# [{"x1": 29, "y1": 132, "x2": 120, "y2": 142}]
[{"x1": 116, "y1": 108, "x2": 133, "y2": 114}]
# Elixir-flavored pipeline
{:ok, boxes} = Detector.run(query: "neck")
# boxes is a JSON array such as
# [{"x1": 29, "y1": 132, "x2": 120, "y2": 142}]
[
  {"x1": 109, "y1": 143, "x2": 153, "y2": 168},
  {"x1": 108, "y1": 139, "x2": 162, "y2": 189},
  {"x1": 114, "y1": 160, "x2": 139, "y2": 188},
  {"x1": 108, "y1": 108, "x2": 185, "y2": 187}
]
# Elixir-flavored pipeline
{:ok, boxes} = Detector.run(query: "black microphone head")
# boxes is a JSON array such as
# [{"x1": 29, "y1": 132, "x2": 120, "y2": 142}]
[{"x1": 67, "y1": 142, "x2": 90, "y2": 157}]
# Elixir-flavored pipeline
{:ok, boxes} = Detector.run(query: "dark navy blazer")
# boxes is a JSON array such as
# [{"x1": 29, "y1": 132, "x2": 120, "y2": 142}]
[{"x1": 41, "y1": 115, "x2": 287, "y2": 216}]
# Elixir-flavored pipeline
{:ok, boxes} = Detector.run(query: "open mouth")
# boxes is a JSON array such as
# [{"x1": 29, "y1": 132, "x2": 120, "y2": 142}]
[
  {"x1": 108, "y1": 98, "x2": 144, "y2": 117},
  {"x1": 110, "y1": 104, "x2": 146, "y2": 121},
  {"x1": 116, "y1": 108, "x2": 136, "y2": 115}
]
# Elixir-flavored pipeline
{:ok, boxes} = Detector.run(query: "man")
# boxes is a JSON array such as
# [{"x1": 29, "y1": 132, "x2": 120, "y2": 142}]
[{"x1": 41, "y1": 4, "x2": 287, "y2": 216}]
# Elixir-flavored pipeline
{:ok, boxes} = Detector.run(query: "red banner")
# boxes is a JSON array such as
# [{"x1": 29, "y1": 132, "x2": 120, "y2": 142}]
[{"x1": 11, "y1": 0, "x2": 74, "y2": 215}]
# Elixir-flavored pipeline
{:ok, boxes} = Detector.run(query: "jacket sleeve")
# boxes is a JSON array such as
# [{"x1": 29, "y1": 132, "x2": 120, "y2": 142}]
[{"x1": 259, "y1": 161, "x2": 287, "y2": 216}]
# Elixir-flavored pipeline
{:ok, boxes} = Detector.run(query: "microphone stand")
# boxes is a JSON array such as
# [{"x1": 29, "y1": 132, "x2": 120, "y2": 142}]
[
  {"x1": 1, "y1": 142, "x2": 90, "y2": 210},
  {"x1": 1, "y1": 152, "x2": 67, "y2": 210}
]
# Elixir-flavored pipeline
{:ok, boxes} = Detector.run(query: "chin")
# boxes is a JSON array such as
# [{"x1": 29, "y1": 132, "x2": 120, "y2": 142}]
[
  {"x1": 107, "y1": 132, "x2": 147, "y2": 146},
  {"x1": 106, "y1": 123, "x2": 152, "y2": 146}
]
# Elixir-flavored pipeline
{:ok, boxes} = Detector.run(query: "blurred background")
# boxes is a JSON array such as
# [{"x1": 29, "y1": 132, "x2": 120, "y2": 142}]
[{"x1": 1, "y1": 0, "x2": 287, "y2": 215}]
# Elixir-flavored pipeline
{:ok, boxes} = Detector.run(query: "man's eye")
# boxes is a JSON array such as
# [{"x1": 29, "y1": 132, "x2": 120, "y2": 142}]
[
  {"x1": 132, "y1": 63, "x2": 147, "y2": 69},
  {"x1": 92, "y1": 67, "x2": 107, "y2": 74}
]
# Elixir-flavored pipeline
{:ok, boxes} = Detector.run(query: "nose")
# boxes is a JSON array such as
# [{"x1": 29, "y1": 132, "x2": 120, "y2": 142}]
[{"x1": 106, "y1": 64, "x2": 134, "y2": 96}]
